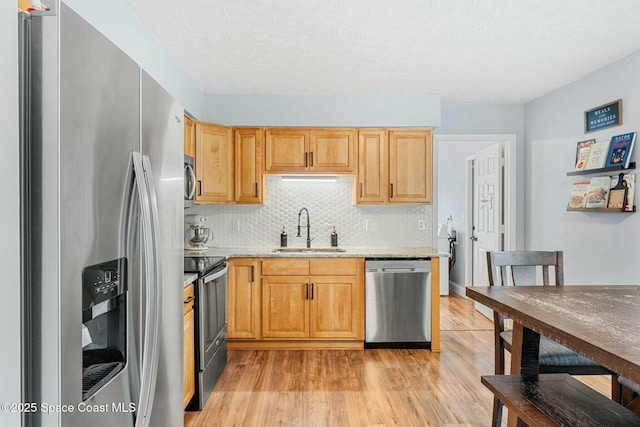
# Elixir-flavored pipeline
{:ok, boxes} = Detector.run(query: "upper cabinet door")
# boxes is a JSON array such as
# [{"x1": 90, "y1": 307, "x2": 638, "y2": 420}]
[
  {"x1": 234, "y1": 128, "x2": 264, "y2": 204},
  {"x1": 264, "y1": 129, "x2": 309, "y2": 172},
  {"x1": 195, "y1": 122, "x2": 234, "y2": 204},
  {"x1": 309, "y1": 129, "x2": 355, "y2": 173},
  {"x1": 184, "y1": 116, "x2": 196, "y2": 158},
  {"x1": 388, "y1": 129, "x2": 432, "y2": 204},
  {"x1": 357, "y1": 130, "x2": 387, "y2": 204}
]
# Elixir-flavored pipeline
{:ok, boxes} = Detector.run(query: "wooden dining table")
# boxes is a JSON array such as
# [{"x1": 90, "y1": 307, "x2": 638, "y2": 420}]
[{"x1": 466, "y1": 285, "x2": 640, "y2": 425}]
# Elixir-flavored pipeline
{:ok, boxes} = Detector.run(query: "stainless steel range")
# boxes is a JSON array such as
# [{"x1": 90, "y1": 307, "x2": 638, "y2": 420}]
[{"x1": 184, "y1": 256, "x2": 228, "y2": 410}]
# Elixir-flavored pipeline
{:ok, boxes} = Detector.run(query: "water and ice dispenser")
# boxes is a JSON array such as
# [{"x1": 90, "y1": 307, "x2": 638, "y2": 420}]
[{"x1": 81, "y1": 258, "x2": 127, "y2": 401}]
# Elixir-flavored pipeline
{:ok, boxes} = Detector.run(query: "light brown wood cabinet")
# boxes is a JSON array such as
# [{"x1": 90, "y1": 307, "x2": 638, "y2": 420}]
[
  {"x1": 183, "y1": 284, "x2": 195, "y2": 409},
  {"x1": 264, "y1": 129, "x2": 355, "y2": 173},
  {"x1": 227, "y1": 259, "x2": 261, "y2": 339},
  {"x1": 357, "y1": 129, "x2": 388, "y2": 203},
  {"x1": 195, "y1": 122, "x2": 233, "y2": 204},
  {"x1": 234, "y1": 128, "x2": 264, "y2": 204},
  {"x1": 388, "y1": 129, "x2": 432, "y2": 203},
  {"x1": 184, "y1": 116, "x2": 196, "y2": 158},
  {"x1": 260, "y1": 258, "x2": 362, "y2": 339},
  {"x1": 357, "y1": 129, "x2": 432, "y2": 204}
]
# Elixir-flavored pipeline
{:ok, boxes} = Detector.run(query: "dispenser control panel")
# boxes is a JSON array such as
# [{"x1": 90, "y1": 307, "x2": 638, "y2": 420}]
[{"x1": 82, "y1": 258, "x2": 128, "y2": 309}]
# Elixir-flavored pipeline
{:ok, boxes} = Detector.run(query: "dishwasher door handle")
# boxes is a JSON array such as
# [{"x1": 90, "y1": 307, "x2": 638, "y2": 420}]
[{"x1": 367, "y1": 268, "x2": 429, "y2": 273}]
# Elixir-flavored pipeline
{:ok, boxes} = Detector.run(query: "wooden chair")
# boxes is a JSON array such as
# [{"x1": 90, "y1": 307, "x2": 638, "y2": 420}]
[
  {"x1": 617, "y1": 376, "x2": 640, "y2": 413},
  {"x1": 486, "y1": 250, "x2": 619, "y2": 427}
]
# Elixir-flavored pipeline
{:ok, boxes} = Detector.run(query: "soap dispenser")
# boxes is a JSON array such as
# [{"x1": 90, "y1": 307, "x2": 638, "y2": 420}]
[
  {"x1": 280, "y1": 226, "x2": 288, "y2": 247},
  {"x1": 331, "y1": 226, "x2": 338, "y2": 247}
]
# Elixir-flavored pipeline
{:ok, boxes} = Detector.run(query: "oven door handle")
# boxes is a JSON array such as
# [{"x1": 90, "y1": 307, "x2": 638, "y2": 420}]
[
  {"x1": 199, "y1": 263, "x2": 228, "y2": 368},
  {"x1": 203, "y1": 264, "x2": 229, "y2": 283}
]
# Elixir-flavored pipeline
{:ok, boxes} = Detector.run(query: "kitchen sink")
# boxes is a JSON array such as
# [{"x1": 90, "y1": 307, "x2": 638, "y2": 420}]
[{"x1": 273, "y1": 247, "x2": 347, "y2": 253}]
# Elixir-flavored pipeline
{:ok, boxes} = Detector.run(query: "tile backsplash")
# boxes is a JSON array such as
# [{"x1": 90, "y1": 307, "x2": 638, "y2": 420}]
[{"x1": 185, "y1": 175, "x2": 433, "y2": 248}]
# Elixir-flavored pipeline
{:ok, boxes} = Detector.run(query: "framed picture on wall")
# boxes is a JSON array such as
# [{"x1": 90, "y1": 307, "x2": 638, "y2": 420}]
[{"x1": 585, "y1": 99, "x2": 622, "y2": 133}]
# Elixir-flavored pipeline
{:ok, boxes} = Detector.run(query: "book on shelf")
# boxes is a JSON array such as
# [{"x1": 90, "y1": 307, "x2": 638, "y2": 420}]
[
  {"x1": 574, "y1": 139, "x2": 595, "y2": 170},
  {"x1": 567, "y1": 181, "x2": 590, "y2": 209},
  {"x1": 584, "y1": 141, "x2": 610, "y2": 170},
  {"x1": 585, "y1": 176, "x2": 611, "y2": 208},
  {"x1": 610, "y1": 173, "x2": 636, "y2": 211},
  {"x1": 605, "y1": 132, "x2": 636, "y2": 169}
]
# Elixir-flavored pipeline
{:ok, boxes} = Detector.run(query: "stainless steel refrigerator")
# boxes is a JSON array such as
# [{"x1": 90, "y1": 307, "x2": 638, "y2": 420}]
[{"x1": 19, "y1": 3, "x2": 184, "y2": 426}]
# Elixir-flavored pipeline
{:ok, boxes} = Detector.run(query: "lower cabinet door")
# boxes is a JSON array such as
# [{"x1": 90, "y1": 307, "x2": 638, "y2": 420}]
[
  {"x1": 262, "y1": 276, "x2": 309, "y2": 338},
  {"x1": 183, "y1": 309, "x2": 195, "y2": 408},
  {"x1": 310, "y1": 276, "x2": 359, "y2": 338},
  {"x1": 228, "y1": 259, "x2": 261, "y2": 339}
]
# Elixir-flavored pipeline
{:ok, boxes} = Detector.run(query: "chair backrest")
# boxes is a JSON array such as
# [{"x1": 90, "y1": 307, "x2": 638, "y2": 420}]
[{"x1": 486, "y1": 251, "x2": 564, "y2": 287}]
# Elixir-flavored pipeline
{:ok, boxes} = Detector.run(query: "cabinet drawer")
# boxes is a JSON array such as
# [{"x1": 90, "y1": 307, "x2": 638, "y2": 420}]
[
  {"x1": 309, "y1": 258, "x2": 358, "y2": 275},
  {"x1": 262, "y1": 258, "x2": 309, "y2": 276},
  {"x1": 184, "y1": 283, "x2": 195, "y2": 315}
]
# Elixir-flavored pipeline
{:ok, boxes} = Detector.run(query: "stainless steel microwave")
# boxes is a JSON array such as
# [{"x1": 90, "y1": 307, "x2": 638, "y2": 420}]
[{"x1": 184, "y1": 154, "x2": 195, "y2": 208}]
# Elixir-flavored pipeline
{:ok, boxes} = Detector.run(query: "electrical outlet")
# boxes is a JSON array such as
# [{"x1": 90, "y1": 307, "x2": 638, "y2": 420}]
[{"x1": 417, "y1": 219, "x2": 426, "y2": 230}]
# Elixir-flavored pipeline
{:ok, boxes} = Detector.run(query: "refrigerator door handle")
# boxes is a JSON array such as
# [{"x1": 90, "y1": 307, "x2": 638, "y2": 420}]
[{"x1": 132, "y1": 152, "x2": 161, "y2": 427}]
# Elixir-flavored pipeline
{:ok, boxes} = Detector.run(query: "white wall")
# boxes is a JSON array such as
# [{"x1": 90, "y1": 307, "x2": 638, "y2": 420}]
[
  {"x1": 187, "y1": 176, "x2": 433, "y2": 248},
  {"x1": 525, "y1": 49, "x2": 640, "y2": 284},
  {"x1": 1, "y1": 3, "x2": 22, "y2": 426},
  {"x1": 63, "y1": 0, "x2": 207, "y2": 119}
]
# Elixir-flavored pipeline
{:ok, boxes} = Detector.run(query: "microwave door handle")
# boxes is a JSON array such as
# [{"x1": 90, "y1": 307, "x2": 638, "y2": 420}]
[
  {"x1": 185, "y1": 163, "x2": 196, "y2": 200},
  {"x1": 132, "y1": 152, "x2": 160, "y2": 427}
]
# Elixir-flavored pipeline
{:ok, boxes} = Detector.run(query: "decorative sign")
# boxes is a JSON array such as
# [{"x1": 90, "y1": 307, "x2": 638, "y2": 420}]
[{"x1": 585, "y1": 99, "x2": 622, "y2": 133}]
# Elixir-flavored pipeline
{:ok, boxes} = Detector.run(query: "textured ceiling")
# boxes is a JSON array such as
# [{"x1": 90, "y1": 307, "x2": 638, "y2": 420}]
[{"x1": 121, "y1": 0, "x2": 640, "y2": 103}]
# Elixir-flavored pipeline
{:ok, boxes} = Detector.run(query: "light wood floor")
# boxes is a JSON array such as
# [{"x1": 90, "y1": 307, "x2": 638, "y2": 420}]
[{"x1": 184, "y1": 294, "x2": 610, "y2": 426}]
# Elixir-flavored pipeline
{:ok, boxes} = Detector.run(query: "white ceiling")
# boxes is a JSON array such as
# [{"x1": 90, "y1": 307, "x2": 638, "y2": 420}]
[{"x1": 121, "y1": 0, "x2": 640, "y2": 104}]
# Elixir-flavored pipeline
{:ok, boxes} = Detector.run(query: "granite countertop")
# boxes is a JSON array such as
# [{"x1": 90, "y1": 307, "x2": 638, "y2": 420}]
[
  {"x1": 184, "y1": 246, "x2": 447, "y2": 259},
  {"x1": 183, "y1": 273, "x2": 198, "y2": 287}
]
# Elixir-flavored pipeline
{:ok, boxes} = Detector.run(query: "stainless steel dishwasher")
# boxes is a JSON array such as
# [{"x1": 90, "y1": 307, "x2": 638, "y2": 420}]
[{"x1": 365, "y1": 259, "x2": 431, "y2": 348}]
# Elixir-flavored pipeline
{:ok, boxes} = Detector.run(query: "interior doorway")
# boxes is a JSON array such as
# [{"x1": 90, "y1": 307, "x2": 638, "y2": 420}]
[{"x1": 435, "y1": 134, "x2": 516, "y2": 310}]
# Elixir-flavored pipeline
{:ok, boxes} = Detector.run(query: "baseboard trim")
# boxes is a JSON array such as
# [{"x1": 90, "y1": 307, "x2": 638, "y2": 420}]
[{"x1": 450, "y1": 280, "x2": 466, "y2": 297}]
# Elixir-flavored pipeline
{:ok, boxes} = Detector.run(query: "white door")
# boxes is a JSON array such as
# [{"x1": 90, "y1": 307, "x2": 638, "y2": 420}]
[
  {"x1": 468, "y1": 142, "x2": 506, "y2": 318},
  {"x1": 471, "y1": 142, "x2": 504, "y2": 288}
]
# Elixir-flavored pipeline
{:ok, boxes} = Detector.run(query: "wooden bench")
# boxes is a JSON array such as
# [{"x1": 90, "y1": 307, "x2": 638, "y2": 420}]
[{"x1": 481, "y1": 373, "x2": 640, "y2": 426}]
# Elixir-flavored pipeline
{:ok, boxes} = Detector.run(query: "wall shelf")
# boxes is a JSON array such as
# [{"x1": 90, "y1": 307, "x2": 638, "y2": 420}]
[
  {"x1": 566, "y1": 162, "x2": 635, "y2": 176},
  {"x1": 566, "y1": 206, "x2": 636, "y2": 213}
]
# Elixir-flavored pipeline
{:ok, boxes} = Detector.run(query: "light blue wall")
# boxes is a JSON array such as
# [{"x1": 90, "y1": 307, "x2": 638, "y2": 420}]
[
  {"x1": 1, "y1": 2, "x2": 22, "y2": 425},
  {"x1": 436, "y1": 138, "x2": 493, "y2": 285},
  {"x1": 206, "y1": 94, "x2": 441, "y2": 127},
  {"x1": 63, "y1": 0, "x2": 207, "y2": 119},
  {"x1": 525, "y1": 50, "x2": 640, "y2": 284}
]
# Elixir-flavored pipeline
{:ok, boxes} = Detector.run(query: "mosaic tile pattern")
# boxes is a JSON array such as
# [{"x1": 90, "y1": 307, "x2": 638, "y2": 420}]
[{"x1": 186, "y1": 176, "x2": 432, "y2": 248}]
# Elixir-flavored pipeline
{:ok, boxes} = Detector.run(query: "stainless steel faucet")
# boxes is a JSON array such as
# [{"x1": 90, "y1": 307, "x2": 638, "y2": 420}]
[{"x1": 297, "y1": 207, "x2": 313, "y2": 248}]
